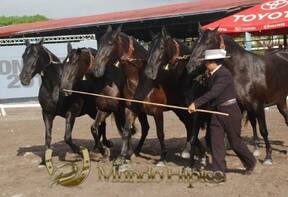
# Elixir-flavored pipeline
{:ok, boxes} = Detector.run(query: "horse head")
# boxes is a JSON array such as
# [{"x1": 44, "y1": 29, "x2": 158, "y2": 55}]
[
  {"x1": 186, "y1": 24, "x2": 223, "y2": 74},
  {"x1": 145, "y1": 26, "x2": 176, "y2": 80},
  {"x1": 20, "y1": 38, "x2": 55, "y2": 85},
  {"x1": 92, "y1": 25, "x2": 122, "y2": 77},
  {"x1": 61, "y1": 43, "x2": 94, "y2": 96}
]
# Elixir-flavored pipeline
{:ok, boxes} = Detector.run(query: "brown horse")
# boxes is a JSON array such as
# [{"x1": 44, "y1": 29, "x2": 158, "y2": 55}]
[
  {"x1": 92, "y1": 25, "x2": 176, "y2": 165},
  {"x1": 60, "y1": 43, "x2": 135, "y2": 157},
  {"x1": 186, "y1": 26, "x2": 288, "y2": 165}
]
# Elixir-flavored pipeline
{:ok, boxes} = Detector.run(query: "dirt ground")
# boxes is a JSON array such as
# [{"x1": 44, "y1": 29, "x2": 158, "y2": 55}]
[{"x1": 1, "y1": 106, "x2": 288, "y2": 197}]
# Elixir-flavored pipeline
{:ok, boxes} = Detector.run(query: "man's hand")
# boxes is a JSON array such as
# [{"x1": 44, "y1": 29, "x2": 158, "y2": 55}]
[{"x1": 188, "y1": 103, "x2": 196, "y2": 114}]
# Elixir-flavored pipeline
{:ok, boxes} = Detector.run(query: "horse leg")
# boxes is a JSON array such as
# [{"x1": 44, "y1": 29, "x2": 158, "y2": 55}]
[
  {"x1": 134, "y1": 113, "x2": 149, "y2": 156},
  {"x1": 41, "y1": 110, "x2": 55, "y2": 165},
  {"x1": 64, "y1": 111, "x2": 80, "y2": 154},
  {"x1": 189, "y1": 113, "x2": 207, "y2": 168},
  {"x1": 90, "y1": 111, "x2": 110, "y2": 158},
  {"x1": 173, "y1": 110, "x2": 192, "y2": 158},
  {"x1": 256, "y1": 105, "x2": 272, "y2": 165},
  {"x1": 120, "y1": 108, "x2": 137, "y2": 160},
  {"x1": 247, "y1": 110, "x2": 260, "y2": 156},
  {"x1": 98, "y1": 122, "x2": 113, "y2": 148},
  {"x1": 153, "y1": 112, "x2": 167, "y2": 166},
  {"x1": 276, "y1": 98, "x2": 288, "y2": 126}
]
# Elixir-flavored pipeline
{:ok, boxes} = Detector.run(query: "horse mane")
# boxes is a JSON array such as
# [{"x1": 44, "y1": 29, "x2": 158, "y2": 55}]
[
  {"x1": 119, "y1": 32, "x2": 148, "y2": 59},
  {"x1": 222, "y1": 34, "x2": 264, "y2": 59},
  {"x1": 88, "y1": 47, "x2": 97, "y2": 56},
  {"x1": 41, "y1": 45, "x2": 61, "y2": 63},
  {"x1": 174, "y1": 38, "x2": 192, "y2": 54}
]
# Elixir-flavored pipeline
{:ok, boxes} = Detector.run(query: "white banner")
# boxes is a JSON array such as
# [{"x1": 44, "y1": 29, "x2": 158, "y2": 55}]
[{"x1": 0, "y1": 40, "x2": 97, "y2": 100}]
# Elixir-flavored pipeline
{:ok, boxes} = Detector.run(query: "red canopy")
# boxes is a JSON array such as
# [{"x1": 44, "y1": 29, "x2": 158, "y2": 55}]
[
  {"x1": 0, "y1": 0, "x2": 261, "y2": 38},
  {"x1": 204, "y1": 0, "x2": 288, "y2": 34}
]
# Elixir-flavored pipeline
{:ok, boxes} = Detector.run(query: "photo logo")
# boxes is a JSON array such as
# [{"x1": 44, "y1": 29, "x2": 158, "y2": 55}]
[
  {"x1": 45, "y1": 147, "x2": 90, "y2": 187},
  {"x1": 261, "y1": 0, "x2": 288, "y2": 10}
]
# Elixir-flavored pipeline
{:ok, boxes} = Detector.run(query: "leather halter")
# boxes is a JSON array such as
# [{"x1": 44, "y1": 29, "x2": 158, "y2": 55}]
[
  {"x1": 119, "y1": 36, "x2": 144, "y2": 68},
  {"x1": 120, "y1": 36, "x2": 135, "y2": 62},
  {"x1": 41, "y1": 47, "x2": 61, "y2": 74},
  {"x1": 43, "y1": 47, "x2": 61, "y2": 65},
  {"x1": 170, "y1": 39, "x2": 180, "y2": 65},
  {"x1": 169, "y1": 39, "x2": 190, "y2": 66}
]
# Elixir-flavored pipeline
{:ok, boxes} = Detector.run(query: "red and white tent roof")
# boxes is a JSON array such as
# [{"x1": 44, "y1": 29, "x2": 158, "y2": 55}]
[{"x1": 204, "y1": 0, "x2": 288, "y2": 34}]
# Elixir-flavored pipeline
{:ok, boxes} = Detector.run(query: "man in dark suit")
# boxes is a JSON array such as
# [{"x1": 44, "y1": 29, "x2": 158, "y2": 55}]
[{"x1": 188, "y1": 49, "x2": 256, "y2": 176}]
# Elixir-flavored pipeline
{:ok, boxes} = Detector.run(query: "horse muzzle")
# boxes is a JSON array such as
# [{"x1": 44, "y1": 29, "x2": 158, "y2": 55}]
[{"x1": 20, "y1": 76, "x2": 32, "y2": 86}]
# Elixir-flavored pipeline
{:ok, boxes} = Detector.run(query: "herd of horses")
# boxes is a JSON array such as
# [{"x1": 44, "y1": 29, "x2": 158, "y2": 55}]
[{"x1": 19, "y1": 24, "x2": 288, "y2": 169}]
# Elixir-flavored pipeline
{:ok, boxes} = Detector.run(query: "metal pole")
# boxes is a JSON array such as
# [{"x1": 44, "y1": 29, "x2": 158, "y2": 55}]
[{"x1": 245, "y1": 32, "x2": 252, "y2": 51}]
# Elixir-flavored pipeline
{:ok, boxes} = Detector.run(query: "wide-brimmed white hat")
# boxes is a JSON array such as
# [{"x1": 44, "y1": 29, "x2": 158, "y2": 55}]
[{"x1": 200, "y1": 49, "x2": 230, "y2": 61}]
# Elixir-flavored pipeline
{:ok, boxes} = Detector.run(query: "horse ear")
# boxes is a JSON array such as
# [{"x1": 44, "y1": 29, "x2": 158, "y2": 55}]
[
  {"x1": 198, "y1": 23, "x2": 204, "y2": 35},
  {"x1": 38, "y1": 38, "x2": 44, "y2": 45},
  {"x1": 67, "y1": 42, "x2": 72, "y2": 54},
  {"x1": 213, "y1": 26, "x2": 220, "y2": 32},
  {"x1": 106, "y1": 25, "x2": 112, "y2": 33},
  {"x1": 25, "y1": 39, "x2": 30, "y2": 47},
  {"x1": 116, "y1": 25, "x2": 122, "y2": 33},
  {"x1": 161, "y1": 26, "x2": 167, "y2": 37},
  {"x1": 112, "y1": 25, "x2": 122, "y2": 39},
  {"x1": 149, "y1": 30, "x2": 156, "y2": 39}
]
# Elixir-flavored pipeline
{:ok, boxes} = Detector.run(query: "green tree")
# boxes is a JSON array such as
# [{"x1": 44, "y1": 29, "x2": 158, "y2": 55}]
[{"x1": 0, "y1": 15, "x2": 49, "y2": 26}]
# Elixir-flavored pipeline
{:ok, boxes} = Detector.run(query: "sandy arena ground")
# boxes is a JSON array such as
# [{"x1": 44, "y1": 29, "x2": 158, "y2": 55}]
[{"x1": 0, "y1": 106, "x2": 288, "y2": 197}]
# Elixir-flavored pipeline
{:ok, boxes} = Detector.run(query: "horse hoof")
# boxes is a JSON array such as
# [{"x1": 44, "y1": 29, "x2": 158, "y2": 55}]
[
  {"x1": 200, "y1": 157, "x2": 207, "y2": 166},
  {"x1": 130, "y1": 153, "x2": 137, "y2": 159},
  {"x1": 181, "y1": 152, "x2": 190, "y2": 159},
  {"x1": 103, "y1": 147, "x2": 111, "y2": 159},
  {"x1": 103, "y1": 140, "x2": 114, "y2": 148},
  {"x1": 253, "y1": 150, "x2": 261, "y2": 157},
  {"x1": 263, "y1": 159, "x2": 273, "y2": 165},
  {"x1": 156, "y1": 161, "x2": 166, "y2": 167}
]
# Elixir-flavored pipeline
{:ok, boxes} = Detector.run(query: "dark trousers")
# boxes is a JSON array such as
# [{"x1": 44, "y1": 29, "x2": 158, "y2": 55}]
[{"x1": 210, "y1": 103, "x2": 256, "y2": 172}]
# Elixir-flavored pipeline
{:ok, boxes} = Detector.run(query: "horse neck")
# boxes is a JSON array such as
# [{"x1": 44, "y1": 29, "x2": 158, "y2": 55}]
[
  {"x1": 43, "y1": 46, "x2": 60, "y2": 63},
  {"x1": 173, "y1": 39, "x2": 192, "y2": 74},
  {"x1": 175, "y1": 39, "x2": 192, "y2": 55},
  {"x1": 79, "y1": 51, "x2": 93, "y2": 78},
  {"x1": 159, "y1": 39, "x2": 191, "y2": 87},
  {"x1": 119, "y1": 34, "x2": 147, "y2": 76},
  {"x1": 222, "y1": 35, "x2": 259, "y2": 73},
  {"x1": 39, "y1": 47, "x2": 62, "y2": 88}
]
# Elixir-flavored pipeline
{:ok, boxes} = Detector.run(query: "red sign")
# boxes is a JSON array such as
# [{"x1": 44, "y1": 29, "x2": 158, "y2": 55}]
[{"x1": 204, "y1": 0, "x2": 288, "y2": 33}]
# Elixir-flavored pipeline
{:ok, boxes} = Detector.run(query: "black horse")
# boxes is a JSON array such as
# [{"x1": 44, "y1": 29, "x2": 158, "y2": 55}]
[
  {"x1": 60, "y1": 43, "x2": 128, "y2": 157},
  {"x1": 19, "y1": 39, "x2": 108, "y2": 162},
  {"x1": 186, "y1": 26, "x2": 288, "y2": 165},
  {"x1": 134, "y1": 26, "x2": 209, "y2": 166}
]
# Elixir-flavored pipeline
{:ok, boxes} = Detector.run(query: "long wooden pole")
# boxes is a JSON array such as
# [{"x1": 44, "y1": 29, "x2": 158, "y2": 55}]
[{"x1": 63, "y1": 89, "x2": 229, "y2": 116}]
